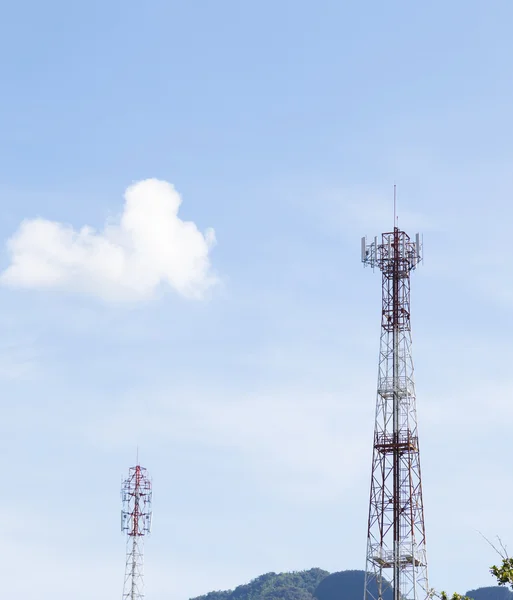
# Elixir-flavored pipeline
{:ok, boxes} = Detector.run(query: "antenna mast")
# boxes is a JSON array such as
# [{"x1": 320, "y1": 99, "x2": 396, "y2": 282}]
[
  {"x1": 393, "y1": 184, "x2": 397, "y2": 226},
  {"x1": 361, "y1": 224, "x2": 429, "y2": 600},
  {"x1": 121, "y1": 464, "x2": 153, "y2": 600}
]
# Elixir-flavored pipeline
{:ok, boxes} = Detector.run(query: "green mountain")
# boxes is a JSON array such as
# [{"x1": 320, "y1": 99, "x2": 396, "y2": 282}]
[
  {"x1": 189, "y1": 569, "x2": 390, "y2": 600},
  {"x1": 314, "y1": 570, "x2": 392, "y2": 600},
  {"x1": 466, "y1": 587, "x2": 513, "y2": 600},
  {"x1": 190, "y1": 569, "x2": 513, "y2": 600},
  {"x1": 190, "y1": 568, "x2": 329, "y2": 600}
]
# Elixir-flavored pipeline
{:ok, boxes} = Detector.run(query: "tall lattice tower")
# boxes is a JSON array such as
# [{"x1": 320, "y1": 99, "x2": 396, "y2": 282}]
[
  {"x1": 361, "y1": 226, "x2": 430, "y2": 600},
  {"x1": 121, "y1": 464, "x2": 153, "y2": 600}
]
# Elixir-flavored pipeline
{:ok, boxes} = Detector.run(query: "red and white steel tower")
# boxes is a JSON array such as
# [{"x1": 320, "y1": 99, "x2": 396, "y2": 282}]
[
  {"x1": 121, "y1": 464, "x2": 153, "y2": 600},
  {"x1": 361, "y1": 226, "x2": 430, "y2": 600}
]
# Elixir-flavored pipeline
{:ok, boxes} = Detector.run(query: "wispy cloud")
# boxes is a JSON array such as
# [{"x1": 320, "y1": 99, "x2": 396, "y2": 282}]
[
  {"x1": 0, "y1": 179, "x2": 217, "y2": 303},
  {"x1": 86, "y1": 384, "x2": 372, "y2": 503},
  {"x1": 321, "y1": 185, "x2": 434, "y2": 236},
  {"x1": 0, "y1": 339, "x2": 38, "y2": 380}
]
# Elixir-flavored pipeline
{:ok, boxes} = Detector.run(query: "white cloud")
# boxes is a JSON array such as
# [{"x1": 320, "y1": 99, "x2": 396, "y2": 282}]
[{"x1": 0, "y1": 179, "x2": 217, "y2": 303}]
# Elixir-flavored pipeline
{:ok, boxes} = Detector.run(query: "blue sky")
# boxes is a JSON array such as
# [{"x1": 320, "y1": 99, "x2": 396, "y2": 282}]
[{"x1": 2, "y1": 1, "x2": 513, "y2": 598}]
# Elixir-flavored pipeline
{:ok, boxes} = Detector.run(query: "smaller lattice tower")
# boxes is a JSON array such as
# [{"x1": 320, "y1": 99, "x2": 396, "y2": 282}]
[{"x1": 121, "y1": 464, "x2": 152, "y2": 600}]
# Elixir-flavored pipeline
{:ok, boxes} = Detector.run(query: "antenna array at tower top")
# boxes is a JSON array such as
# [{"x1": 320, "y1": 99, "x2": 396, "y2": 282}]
[
  {"x1": 121, "y1": 466, "x2": 152, "y2": 537},
  {"x1": 361, "y1": 229, "x2": 422, "y2": 272}
]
